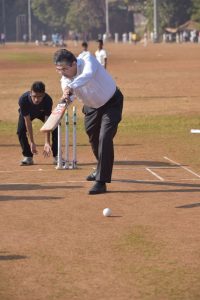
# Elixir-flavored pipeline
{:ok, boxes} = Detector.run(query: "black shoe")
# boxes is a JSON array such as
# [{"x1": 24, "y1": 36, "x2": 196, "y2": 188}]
[
  {"x1": 88, "y1": 182, "x2": 107, "y2": 195},
  {"x1": 86, "y1": 171, "x2": 97, "y2": 181}
]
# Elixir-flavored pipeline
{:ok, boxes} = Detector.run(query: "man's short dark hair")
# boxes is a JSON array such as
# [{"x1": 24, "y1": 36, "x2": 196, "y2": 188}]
[
  {"x1": 53, "y1": 48, "x2": 77, "y2": 65},
  {"x1": 82, "y1": 41, "x2": 88, "y2": 48},
  {"x1": 31, "y1": 81, "x2": 45, "y2": 93},
  {"x1": 97, "y1": 39, "x2": 103, "y2": 45}
]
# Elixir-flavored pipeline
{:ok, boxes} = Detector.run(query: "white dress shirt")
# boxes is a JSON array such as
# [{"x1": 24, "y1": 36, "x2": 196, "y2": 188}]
[
  {"x1": 78, "y1": 50, "x2": 90, "y2": 59},
  {"x1": 60, "y1": 52, "x2": 116, "y2": 108}
]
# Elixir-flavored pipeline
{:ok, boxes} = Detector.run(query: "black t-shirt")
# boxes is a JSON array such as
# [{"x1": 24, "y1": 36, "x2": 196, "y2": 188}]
[{"x1": 18, "y1": 91, "x2": 53, "y2": 120}]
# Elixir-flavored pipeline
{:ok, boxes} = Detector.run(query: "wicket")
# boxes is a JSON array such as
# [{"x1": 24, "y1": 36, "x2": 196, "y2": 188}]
[{"x1": 56, "y1": 106, "x2": 77, "y2": 170}]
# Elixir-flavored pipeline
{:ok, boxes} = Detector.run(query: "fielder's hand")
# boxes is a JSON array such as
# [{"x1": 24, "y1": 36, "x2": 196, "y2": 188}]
[
  {"x1": 43, "y1": 143, "x2": 52, "y2": 157},
  {"x1": 30, "y1": 142, "x2": 38, "y2": 155}
]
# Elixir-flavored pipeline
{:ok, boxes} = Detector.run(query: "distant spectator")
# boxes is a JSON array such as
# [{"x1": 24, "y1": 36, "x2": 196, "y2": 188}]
[
  {"x1": 0, "y1": 33, "x2": 6, "y2": 45},
  {"x1": 143, "y1": 32, "x2": 148, "y2": 47},
  {"x1": 183, "y1": 30, "x2": 189, "y2": 42},
  {"x1": 132, "y1": 33, "x2": 137, "y2": 45},
  {"x1": 58, "y1": 34, "x2": 66, "y2": 47},
  {"x1": 150, "y1": 31, "x2": 154, "y2": 42},
  {"x1": 51, "y1": 33, "x2": 59, "y2": 47},
  {"x1": 176, "y1": 33, "x2": 180, "y2": 43},
  {"x1": 42, "y1": 34, "x2": 47, "y2": 45},
  {"x1": 97, "y1": 33, "x2": 102, "y2": 40},
  {"x1": 103, "y1": 33, "x2": 107, "y2": 43},
  {"x1": 73, "y1": 33, "x2": 79, "y2": 47},
  {"x1": 23, "y1": 34, "x2": 28, "y2": 43},
  {"x1": 95, "y1": 39, "x2": 107, "y2": 69},
  {"x1": 83, "y1": 32, "x2": 89, "y2": 42},
  {"x1": 122, "y1": 33, "x2": 127, "y2": 43}
]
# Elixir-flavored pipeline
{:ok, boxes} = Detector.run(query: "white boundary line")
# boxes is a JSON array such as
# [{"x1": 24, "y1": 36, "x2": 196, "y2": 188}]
[
  {"x1": 146, "y1": 168, "x2": 164, "y2": 181},
  {"x1": 164, "y1": 156, "x2": 200, "y2": 178}
]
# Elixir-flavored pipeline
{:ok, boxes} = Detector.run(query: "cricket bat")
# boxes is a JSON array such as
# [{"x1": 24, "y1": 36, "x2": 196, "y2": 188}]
[{"x1": 40, "y1": 98, "x2": 72, "y2": 132}]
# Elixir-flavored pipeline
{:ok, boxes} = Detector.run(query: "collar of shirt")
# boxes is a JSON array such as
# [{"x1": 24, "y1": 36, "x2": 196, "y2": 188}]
[{"x1": 60, "y1": 53, "x2": 116, "y2": 108}]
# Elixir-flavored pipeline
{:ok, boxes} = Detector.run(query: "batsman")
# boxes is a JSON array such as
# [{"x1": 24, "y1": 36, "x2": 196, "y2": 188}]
[{"x1": 54, "y1": 49, "x2": 124, "y2": 195}]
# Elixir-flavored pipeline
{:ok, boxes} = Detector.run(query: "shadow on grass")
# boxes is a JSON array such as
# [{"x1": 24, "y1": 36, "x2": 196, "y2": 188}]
[
  {"x1": 112, "y1": 179, "x2": 200, "y2": 188},
  {"x1": 108, "y1": 189, "x2": 200, "y2": 194},
  {"x1": 114, "y1": 160, "x2": 177, "y2": 167},
  {"x1": 80, "y1": 160, "x2": 177, "y2": 167},
  {"x1": 176, "y1": 203, "x2": 200, "y2": 209},
  {"x1": 0, "y1": 184, "x2": 83, "y2": 191},
  {"x1": 109, "y1": 179, "x2": 200, "y2": 194},
  {"x1": 0, "y1": 254, "x2": 27, "y2": 261},
  {"x1": 0, "y1": 195, "x2": 63, "y2": 201}
]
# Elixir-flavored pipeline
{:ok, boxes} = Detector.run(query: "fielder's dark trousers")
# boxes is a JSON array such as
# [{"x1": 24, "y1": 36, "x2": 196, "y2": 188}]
[
  {"x1": 83, "y1": 88, "x2": 123, "y2": 183},
  {"x1": 17, "y1": 114, "x2": 58, "y2": 158}
]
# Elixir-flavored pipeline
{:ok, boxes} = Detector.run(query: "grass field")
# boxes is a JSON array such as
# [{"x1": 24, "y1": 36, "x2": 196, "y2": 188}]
[{"x1": 0, "y1": 41, "x2": 200, "y2": 300}]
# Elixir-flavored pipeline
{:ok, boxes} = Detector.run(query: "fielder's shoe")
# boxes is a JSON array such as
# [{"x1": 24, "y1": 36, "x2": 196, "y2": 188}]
[
  {"x1": 86, "y1": 170, "x2": 97, "y2": 181},
  {"x1": 88, "y1": 181, "x2": 107, "y2": 195},
  {"x1": 20, "y1": 156, "x2": 34, "y2": 166}
]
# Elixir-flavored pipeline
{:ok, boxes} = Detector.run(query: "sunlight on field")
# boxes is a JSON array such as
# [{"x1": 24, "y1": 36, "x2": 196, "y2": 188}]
[{"x1": 0, "y1": 42, "x2": 200, "y2": 300}]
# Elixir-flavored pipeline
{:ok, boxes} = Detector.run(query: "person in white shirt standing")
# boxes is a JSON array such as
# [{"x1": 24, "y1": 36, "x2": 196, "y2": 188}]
[
  {"x1": 78, "y1": 41, "x2": 90, "y2": 59},
  {"x1": 53, "y1": 49, "x2": 123, "y2": 195},
  {"x1": 95, "y1": 39, "x2": 107, "y2": 69}
]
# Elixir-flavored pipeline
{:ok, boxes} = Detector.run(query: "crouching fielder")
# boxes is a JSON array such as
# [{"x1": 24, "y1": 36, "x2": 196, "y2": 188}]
[{"x1": 17, "y1": 81, "x2": 58, "y2": 166}]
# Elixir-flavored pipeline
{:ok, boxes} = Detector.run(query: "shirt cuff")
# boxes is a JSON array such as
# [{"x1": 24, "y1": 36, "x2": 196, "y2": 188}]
[{"x1": 68, "y1": 82, "x2": 78, "y2": 89}]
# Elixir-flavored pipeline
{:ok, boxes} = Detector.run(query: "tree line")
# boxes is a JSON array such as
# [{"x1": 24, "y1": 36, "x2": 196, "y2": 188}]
[{"x1": 0, "y1": 0, "x2": 200, "y2": 41}]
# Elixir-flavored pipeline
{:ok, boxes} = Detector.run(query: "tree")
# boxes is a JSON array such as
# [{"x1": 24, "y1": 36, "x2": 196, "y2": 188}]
[
  {"x1": 144, "y1": 0, "x2": 192, "y2": 35},
  {"x1": 191, "y1": 0, "x2": 200, "y2": 22},
  {"x1": 31, "y1": 0, "x2": 71, "y2": 31},
  {"x1": 66, "y1": 0, "x2": 104, "y2": 35},
  {"x1": 0, "y1": 0, "x2": 29, "y2": 40}
]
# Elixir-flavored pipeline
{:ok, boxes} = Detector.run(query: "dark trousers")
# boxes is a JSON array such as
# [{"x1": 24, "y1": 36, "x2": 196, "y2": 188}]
[
  {"x1": 83, "y1": 88, "x2": 123, "y2": 183},
  {"x1": 17, "y1": 114, "x2": 58, "y2": 158}
]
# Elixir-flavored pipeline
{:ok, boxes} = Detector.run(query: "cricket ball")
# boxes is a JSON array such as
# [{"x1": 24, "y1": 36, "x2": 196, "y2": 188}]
[{"x1": 103, "y1": 208, "x2": 112, "y2": 217}]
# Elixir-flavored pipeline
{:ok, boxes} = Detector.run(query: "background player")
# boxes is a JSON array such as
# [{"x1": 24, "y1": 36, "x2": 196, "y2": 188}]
[{"x1": 95, "y1": 39, "x2": 107, "y2": 69}]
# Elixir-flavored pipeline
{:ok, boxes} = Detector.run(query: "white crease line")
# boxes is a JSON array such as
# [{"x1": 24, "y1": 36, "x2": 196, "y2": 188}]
[
  {"x1": 148, "y1": 166, "x2": 179, "y2": 169},
  {"x1": 164, "y1": 156, "x2": 200, "y2": 178},
  {"x1": 146, "y1": 168, "x2": 164, "y2": 181}
]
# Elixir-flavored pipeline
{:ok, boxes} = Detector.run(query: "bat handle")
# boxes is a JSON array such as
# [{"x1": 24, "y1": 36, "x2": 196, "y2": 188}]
[{"x1": 60, "y1": 96, "x2": 73, "y2": 105}]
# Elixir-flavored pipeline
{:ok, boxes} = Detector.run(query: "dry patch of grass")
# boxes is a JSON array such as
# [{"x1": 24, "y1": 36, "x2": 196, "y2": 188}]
[{"x1": 114, "y1": 225, "x2": 200, "y2": 300}]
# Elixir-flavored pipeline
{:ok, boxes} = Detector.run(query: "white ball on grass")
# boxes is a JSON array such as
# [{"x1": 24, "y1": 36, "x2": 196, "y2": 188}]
[{"x1": 103, "y1": 208, "x2": 112, "y2": 217}]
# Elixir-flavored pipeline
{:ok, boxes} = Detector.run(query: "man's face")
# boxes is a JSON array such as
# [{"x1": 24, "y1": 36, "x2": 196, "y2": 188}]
[
  {"x1": 56, "y1": 61, "x2": 77, "y2": 79},
  {"x1": 30, "y1": 91, "x2": 45, "y2": 105}
]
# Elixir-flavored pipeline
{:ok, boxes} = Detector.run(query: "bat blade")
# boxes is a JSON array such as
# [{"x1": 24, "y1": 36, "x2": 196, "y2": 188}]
[{"x1": 40, "y1": 102, "x2": 68, "y2": 132}]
